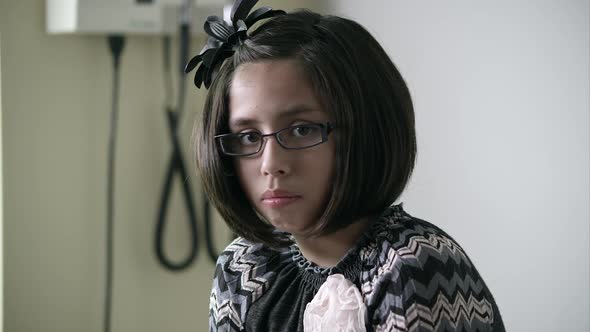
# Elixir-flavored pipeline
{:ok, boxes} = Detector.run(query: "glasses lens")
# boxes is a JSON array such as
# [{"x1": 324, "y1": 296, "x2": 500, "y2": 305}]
[
  {"x1": 220, "y1": 132, "x2": 262, "y2": 155},
  {"x1": 277, "y1": 124, "x2": 323, "y2": 149}
]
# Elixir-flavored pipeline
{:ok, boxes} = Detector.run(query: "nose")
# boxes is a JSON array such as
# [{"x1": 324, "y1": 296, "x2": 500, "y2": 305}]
[{"x1": 260, "y1": 135, "x2": 292, "y2": 177}]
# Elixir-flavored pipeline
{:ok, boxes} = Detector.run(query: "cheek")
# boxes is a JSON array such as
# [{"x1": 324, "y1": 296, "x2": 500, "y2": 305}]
[
  {"x1": 310, "y1": 155, "x2": 334, "y2": 178},
  {"x1": 233, "y1": 159, "x2": 259, "y2": 199},
  {"x1": 306, "y1": 144, "x2": 336, "y2": 188}
]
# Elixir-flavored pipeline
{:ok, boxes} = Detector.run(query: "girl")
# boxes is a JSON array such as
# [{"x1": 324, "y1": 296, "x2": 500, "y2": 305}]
[{"x1": 186, "y1": 1, "x2": 506, "y2": 331}]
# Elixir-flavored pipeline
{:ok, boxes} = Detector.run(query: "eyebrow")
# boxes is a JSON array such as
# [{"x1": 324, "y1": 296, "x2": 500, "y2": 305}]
[{"x1": 229, "y1": 105, "x2": 321, "y2": 128}]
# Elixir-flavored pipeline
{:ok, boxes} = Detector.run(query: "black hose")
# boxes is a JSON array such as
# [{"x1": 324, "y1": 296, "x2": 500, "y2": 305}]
[
  {"x1": 154, "y1": 19, "x2": 201, "y2": 271},
  {"x1": 154, "y1": 107, "x2": 200, "y2": 271},
  {"x1": 105, "y1": 34, "x2": 125, "y2": 332},
  {"x1": 155, "y1": 3, "x2": 221, "y2": 270}
]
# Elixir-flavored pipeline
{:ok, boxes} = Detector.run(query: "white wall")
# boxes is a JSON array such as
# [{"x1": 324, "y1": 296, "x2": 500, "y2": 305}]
[{"x1": 323, "y1": 0, "x2": 589, "y2": 331}]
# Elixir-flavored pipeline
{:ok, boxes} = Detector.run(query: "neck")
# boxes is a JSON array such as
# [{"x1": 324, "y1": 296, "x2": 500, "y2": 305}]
[{"x1": 293, "y1": 218, "x2": 371, "y2": 268}]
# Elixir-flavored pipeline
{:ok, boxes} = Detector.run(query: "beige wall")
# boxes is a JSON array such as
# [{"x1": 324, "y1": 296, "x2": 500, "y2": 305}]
[
  {"x1": 1, "y1": 31, "x2": 4, "y2": 332},
  {"x1": 1, "y1": 1, "x2": 317, "y2": 331}
]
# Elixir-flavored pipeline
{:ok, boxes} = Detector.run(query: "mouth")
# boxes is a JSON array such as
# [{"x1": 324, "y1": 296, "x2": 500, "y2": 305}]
[{"x1": 261, "y1": 190, "x2": 301, "y2": 208}]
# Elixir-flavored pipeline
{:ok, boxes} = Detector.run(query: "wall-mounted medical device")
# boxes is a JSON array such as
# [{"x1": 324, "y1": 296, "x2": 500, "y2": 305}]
[{"x1": 46, "y1": 0, "x2": 229, "y2": 35}]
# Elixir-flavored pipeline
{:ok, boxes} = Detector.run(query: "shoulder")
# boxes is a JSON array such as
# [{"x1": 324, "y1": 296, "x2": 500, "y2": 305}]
[
  {"x1": 360, "y1": 205, "x2": 471, "y2": 301},
  {"x1": 209, "y1": 237, "x2": 288, "y2": 331},
  {"x1": 214, "y1": 237, "x2": 280, "y2": 281},
  {"x1": 377, "y1": 206, "x2": 471, "y2": 270},
  {"x1": 360, "y1": 205, "x2": 503, "y2": 331},
  {"x1": 360, "y1": 205, "x2": 469, "y2": 274},
  {"x1": 362, "y1": 204, "x2": 471, "y2": 267},
  {"x1": 212, "y1": 236, "x2": 285, "y2": 296}
]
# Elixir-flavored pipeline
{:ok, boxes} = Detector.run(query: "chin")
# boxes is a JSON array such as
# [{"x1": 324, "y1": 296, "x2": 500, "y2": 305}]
[
  {"x1": 267, "y1": 216, "x2": 315, "y2": 236},
  {"x1": 255, "y1": 204, "x2": 321, "y2": 234},
  {"x1": 271, "y1": 222, "x2": 320, "y2": 236}
]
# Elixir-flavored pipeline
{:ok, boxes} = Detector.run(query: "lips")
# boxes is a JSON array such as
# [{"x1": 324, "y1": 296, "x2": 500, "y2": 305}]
[{"x1": 261, "y1": 190, "x2": 301, "y2": 208}]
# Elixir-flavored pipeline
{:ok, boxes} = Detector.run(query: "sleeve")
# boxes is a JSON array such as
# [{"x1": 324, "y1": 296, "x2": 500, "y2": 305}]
[
  {"x1": 367, "y1": 235, "x2": 506, "y2": 332},
  {"x1": 208, "y1": 238, "x2": 277, "y2": 332},
  {"x1": 208, "y1": 240, "x2": 247, "y2": 332}
]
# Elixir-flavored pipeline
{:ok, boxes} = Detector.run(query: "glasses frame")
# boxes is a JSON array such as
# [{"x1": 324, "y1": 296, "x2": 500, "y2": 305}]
[{"x1": 215, "y1": 122, "x2": 336, "y2": 157}]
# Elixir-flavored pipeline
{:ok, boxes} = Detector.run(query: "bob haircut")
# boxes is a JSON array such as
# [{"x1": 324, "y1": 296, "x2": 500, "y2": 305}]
[{"x1": 194, "y1": 9, "x2": 416, "y2": 248}]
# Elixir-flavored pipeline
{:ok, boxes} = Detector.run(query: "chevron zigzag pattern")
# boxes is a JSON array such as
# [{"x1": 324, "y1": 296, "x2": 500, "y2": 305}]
[
  {"x1": 208, "y1": 206, "x2": 504, "y2": 331},
  {"x1": 363, "y1": 215, "x2": 497, "y2": 331},
  {"x1": 209, "y1": 238, "x2": 293, "y2": 330}
]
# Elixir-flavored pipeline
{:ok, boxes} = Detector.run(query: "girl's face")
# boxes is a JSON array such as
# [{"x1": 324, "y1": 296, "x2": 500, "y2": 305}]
[{"x1": 228, "y1": 59, "x2": 335, "y2": 236}]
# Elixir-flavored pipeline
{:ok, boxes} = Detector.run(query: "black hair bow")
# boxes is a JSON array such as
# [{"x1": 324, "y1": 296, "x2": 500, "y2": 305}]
[{"x1": 184, "y1": 0, "x2": 285, "y2": 89}]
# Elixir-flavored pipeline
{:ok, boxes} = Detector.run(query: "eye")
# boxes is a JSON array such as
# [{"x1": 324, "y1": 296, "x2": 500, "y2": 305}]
[
  {"x1": 291, "y1": 125, "x2": 315, "y2": 137},
  {"x1": 239, "y1": 132, "x2": 261, "y2": 145}
]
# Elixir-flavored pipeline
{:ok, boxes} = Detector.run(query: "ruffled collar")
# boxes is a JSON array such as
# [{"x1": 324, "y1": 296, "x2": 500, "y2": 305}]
[{"x1": 287, "y1": 203, "x2": 405, "y2": 287}]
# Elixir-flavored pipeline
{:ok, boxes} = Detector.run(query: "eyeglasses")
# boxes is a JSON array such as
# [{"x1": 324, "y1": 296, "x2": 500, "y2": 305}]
[{"x1": 215, "y1": 122, "x2": 335, "y2": 157}]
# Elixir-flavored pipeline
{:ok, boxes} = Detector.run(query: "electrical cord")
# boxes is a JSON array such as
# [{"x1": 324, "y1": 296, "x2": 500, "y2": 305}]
[
  {"x1": 105, "y1": 34, "x2": 125, "y2": 332},
  {"x1": 163, "y1": 36, "x2": 174, "y2": 111},
  {"x1": 154, "y1": 12, "x2": 201, "y2": 271},
  {"x1": 177, "y1": 2, "x2": 220, "y2": 265},
  {"x1": 102, "y1": 8, "x2": 219, "y2": 332},
  {"x1": 155, "y1": 11, "x2": 220, "y2": 270}
]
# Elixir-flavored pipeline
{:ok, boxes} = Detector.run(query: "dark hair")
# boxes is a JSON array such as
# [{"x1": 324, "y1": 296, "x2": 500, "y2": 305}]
[{"x1": 194, "y1": 9, "x2": 416, "y2": 248}]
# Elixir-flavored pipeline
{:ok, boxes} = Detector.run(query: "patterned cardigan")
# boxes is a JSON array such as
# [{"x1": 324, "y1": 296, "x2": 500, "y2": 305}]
[{"x1": 208, "y1": 204, "x2": 506, "y2": 331}]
